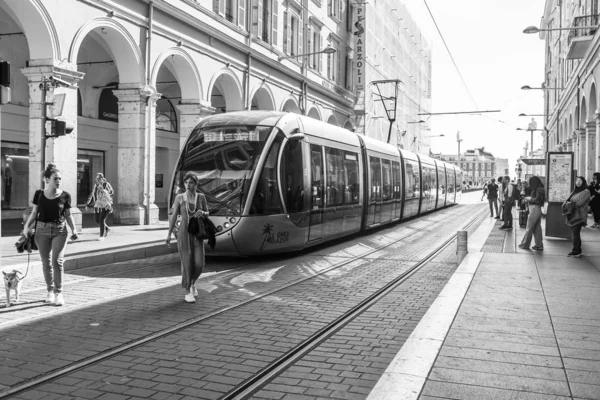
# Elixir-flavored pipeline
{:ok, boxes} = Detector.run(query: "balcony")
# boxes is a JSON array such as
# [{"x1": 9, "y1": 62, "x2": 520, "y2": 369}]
[{"x1": 567, "y1": 14, "x2": 599, "y2": 59}]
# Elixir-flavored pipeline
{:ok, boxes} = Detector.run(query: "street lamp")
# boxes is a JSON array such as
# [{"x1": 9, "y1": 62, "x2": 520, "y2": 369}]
[
  {"x1": 456, "y1": 131, "x2": 463, "y2": 167},
  {"x1": 517, "y1": 127, "x2": 544, "y2": 157},
  {"x1": 278, "y1": 44, "x2": 336, "y2": 62},
  {"x1": 518, "y1": 113, "x2": 546, "y2": 117},
  {"x1": 407, "y1": 119, "x2": 425, "y2": 124},
  {"x1": 523, "y1": 25, "x2": 597, "y2": 34},
  {"x1": 521, "y1": 85, "x2": 564, "y2": 90}
]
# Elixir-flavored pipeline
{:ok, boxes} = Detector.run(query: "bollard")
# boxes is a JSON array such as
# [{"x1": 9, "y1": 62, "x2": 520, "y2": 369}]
[{"x1": 457, "y1": 230, "x2": 468, "y2": 264}]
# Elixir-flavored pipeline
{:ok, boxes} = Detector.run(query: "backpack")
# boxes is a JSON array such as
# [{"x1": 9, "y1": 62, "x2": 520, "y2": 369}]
[
  {"x1": 510, "y1": 184, "x2": 520, "y2": 202},
  {"x1": 487, "y1": 183, "x2": 498, "y2": 198}
]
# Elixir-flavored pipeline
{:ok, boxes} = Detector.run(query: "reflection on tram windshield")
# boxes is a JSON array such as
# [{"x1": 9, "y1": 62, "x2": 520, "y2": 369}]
[{"x1": 174, "y1": 125, "x2": 274, "y2": 216}]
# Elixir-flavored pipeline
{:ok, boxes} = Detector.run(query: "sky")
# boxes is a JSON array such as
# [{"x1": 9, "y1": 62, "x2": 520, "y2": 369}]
[{"x1": 403, "y1": 0, "x2": 547, "y2": 172}]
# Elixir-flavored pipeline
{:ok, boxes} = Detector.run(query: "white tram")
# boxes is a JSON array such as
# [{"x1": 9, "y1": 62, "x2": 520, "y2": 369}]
[{"x1": 169, "y1": 111, "x2": 463, "y2": 255}]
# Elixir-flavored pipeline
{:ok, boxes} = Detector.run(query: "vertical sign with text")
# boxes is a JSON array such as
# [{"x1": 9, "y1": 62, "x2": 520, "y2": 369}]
[{"x1": 352, "y1": 5, "x2": 366, "y2": 133}]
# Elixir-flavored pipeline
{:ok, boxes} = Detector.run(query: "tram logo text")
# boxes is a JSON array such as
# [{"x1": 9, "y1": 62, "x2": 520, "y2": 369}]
[{"x1": 260, "y1": 223, "x2": 290, "y2": 250}]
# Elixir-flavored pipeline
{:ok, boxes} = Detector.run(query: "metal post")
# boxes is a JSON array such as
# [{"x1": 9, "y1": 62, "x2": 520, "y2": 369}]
[
  {"x1": 457, "y1": 230, "x2": 468, "y2": 264},
  {"x1": 530, "y1": 129, "x2": 534, "y2": 157}
]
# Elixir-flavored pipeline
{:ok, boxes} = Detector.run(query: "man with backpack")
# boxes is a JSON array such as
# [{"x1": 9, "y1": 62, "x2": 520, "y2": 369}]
[
  {"x1": 499, "y1": 176, "x2": 520, "y2": 230},
  {"x1": 485, "y1": 178, "x2": 499, "y2": 218}
]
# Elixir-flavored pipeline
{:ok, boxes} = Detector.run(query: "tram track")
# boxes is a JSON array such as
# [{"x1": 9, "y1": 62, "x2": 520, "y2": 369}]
[{"x1": 0, "y1": 206, "x2": 486, "y2": 400}]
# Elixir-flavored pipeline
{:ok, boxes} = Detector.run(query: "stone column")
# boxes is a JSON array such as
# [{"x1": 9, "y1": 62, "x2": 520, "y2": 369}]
[
  {"x1": 586, "y1": 121, "x2": 596, "y2": 179},
  {"x1": 112, "y1": 88, "x2": 161, "y2": 225},
  {"x1": 596, "y1": 113, "x2": 600, "y2": 172},
  {"x1": 578, "y1": 129, "x2": 586, "y2": 177},
  {"x1": 566, "y1": 138, "x2": 573, "y2": 153},
  {"x1": 21, "y1": 65, "x2": 85, "y2": 230},
  {"x1": 176, "y1": 101, "x2": 215, "y2": 150}
]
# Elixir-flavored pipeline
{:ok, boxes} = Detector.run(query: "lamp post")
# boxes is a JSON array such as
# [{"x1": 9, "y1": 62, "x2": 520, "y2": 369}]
[
  {"x1": 523, "y1": 25, "x2": 597, "y2": 34},
  {"x1": 279, "y1": 45, "x2": 336, "y2": 114},
  {"x1": 517, "y1": 127, "x2": 545, "y2": 157},
  {"x1": 456, "y1": 131, "x2": 463, "y2": 168}
]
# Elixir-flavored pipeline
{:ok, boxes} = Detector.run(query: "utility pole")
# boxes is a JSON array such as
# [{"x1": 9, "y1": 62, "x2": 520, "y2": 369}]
[{"x1": 456, "y1": 131, "x2": 463, "y2": 167}]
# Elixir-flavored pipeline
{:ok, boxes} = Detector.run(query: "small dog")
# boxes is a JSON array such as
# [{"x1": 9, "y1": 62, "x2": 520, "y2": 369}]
[{"x1": 3, "y1": 269, "x2": 25, "y2": 307}]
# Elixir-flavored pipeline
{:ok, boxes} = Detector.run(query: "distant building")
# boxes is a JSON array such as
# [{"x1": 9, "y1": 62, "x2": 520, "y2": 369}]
[{"x1": 431, "y1": 147, "x2": 500, "y2": 185}]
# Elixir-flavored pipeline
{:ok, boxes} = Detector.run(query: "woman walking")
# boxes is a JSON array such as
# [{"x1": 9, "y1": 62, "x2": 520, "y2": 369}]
[
  {"x1": 564, "y1": 176, "x2": 591, "y2": 258},
  {"x1": 86, "y1": 173, "x2": 114, "y2": 241},
  {"x1": 518, "y1": 176, "x2": 545, "y2": 251},
  {"x1": 23, "y1": 163, "x2": 79, "y2": 306},
  {"x1": 166, "y1": 172, "x2": 209, "y2": 303},
  {"x1": 589, "y1": 172, "x2": 600, "y2": 228}
]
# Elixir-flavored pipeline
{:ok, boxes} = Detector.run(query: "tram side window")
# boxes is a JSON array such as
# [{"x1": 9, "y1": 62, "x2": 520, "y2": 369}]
[
  {"x1": 404, "y1": 160, "x2": 420, "y2": 198},
  {"x1": 280, "y1": 140, "x2": 306, "y2": 213},
  {"x1": 392, "y1": 161, "x2": 401, "y2": 199},
  {"x1": 326, "y1": 148, "x2": 344, "y2": 206},
  {"x1": 344, "y1": 152, "x2": 359, "y2": 205},
  {"x1": 250, "y1": 133, "x2": 284, "y2": 215},
  {"x1": 370, "y1": 157, "x2": 382, "y2": 201},
  {"x1": 382, "y1": 159, "x2": 392, "y2": 201}
]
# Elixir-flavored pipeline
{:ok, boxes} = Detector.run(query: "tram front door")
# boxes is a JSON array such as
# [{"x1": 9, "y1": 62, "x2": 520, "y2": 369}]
[{"x1": 308, "y1": 145, "x2": 324, "y2": 241}]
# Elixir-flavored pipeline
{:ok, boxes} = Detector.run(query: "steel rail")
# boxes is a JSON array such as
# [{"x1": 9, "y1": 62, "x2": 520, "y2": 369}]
[
  {"x1": 221, "y1": 211, "x2": 483, "y2": 399},
  {"x1": 0, "y1": 208, "x2": 484, "y2": 399}
]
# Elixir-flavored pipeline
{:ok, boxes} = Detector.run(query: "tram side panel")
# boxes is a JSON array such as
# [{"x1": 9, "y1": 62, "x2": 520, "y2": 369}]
[{"x1": 402, "y1": 157, "x2": 421, "y2": 218}]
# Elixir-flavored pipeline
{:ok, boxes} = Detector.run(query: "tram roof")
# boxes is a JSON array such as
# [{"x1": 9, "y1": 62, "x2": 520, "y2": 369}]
[
  {"x1": 194, "y1": 111, "x2": 286, "y2": 129},
  {"x1": 360, "y1": 134, "x2": 400, "y2": 157},
  {"x1": 297, "y1": 115, "x2": 361, "y2": 146}
]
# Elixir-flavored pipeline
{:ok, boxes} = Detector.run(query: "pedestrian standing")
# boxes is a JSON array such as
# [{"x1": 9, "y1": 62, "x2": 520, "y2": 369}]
[
  {"x1": 485, "y1": 178, "x2": 499, "y2": 217},
  {"x1": 588, "y1": 172, "x2": 600, "y2": 228},
  {"x1": 519, "y1": 176, "x2": 545, "y2": 250},
  {"x1": 500, "y1": 175, "x2": 518, "y2": 230},
  {"x1": 497, "y1": 176, "x2": 504, "y2": 220},
  {"x1": 86, "y1": 173, "x2": 114, "y2": 241},
  {"x1": 22, "y1": 163, "x2": 79, "y2": 306},
  {"x1": 166, "y1": 172, "x2": 209, "y2": 303},
  {"x1": 564, "y1": 176, "x2": 591, "y2": 257}
]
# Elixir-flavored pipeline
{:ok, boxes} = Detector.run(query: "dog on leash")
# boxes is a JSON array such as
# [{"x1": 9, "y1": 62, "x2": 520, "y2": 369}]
[{"x1": 3, "y1": 269, "x2": 25, "y2": 307}]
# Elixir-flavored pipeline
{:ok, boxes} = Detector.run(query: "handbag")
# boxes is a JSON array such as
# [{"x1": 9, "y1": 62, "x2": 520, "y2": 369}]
[
  {"x1": 186, "y1": 194, "x2": 208, "y2": 240},
  {"x1": 94, "y1": 184, "x2": 113, "y2": 210},
  {"x1": 15, "y1": 219, "x2": 38, "y2": 253}
]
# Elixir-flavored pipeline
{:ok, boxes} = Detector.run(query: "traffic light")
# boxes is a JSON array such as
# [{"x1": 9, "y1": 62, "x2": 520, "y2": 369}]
[{"x1": 45, "y1": 119, "x2": 74, "y2": 138}]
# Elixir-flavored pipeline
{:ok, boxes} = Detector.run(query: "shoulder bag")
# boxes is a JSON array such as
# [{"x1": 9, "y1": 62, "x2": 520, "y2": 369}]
[{"x1": 187, "y1": 194, "x2": 208, "y2": 240}]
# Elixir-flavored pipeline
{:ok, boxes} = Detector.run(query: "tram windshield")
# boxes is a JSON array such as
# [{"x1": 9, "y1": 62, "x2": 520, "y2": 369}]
[{"x1": 172, "y1": 125, "x2": 274, "y2": 216}]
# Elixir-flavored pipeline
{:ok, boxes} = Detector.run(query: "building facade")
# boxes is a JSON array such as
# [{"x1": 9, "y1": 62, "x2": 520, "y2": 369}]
[
  {"x1": 0, "y1": 0, "x2": 430, "y2": 225},
  {"x1": 537, "y1": 0, "x2": 600, "y2": 181},
  {"x1": 432, "y1": 147, "x2": 499, "y2": 186}
]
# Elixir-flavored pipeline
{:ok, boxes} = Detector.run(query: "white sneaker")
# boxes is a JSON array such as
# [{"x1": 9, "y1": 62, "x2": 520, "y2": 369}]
[
  {"x1": 184, "y1": 293, "x2": 195, "y2": 303},
  {"x1": 98, "y1": 236, "x2": 105, "y2": 241},
  {"x1": 55, "y1": 293, "x2": 64, "y2": 306},
  {"x1": 45, "y1": 291, "x2": 55, "y2": 303},
  {"x1": 191, "y1": 284, "x2": 198, "y2": 297}
]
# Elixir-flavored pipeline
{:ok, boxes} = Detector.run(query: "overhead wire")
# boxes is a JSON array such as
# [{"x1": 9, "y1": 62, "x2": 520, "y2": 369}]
[{"x1": 423, "y1": 0, "x2": 479, "y2": 110}]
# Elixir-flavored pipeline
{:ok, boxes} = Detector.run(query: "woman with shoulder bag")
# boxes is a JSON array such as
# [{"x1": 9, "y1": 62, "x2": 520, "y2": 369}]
[
  {"x1": 518, "y1": 176, "x2": 545, "y2": 251},
  {"x1": 564, "y1": 176, "x2": 591, "y2": 257},
  {"x1": 166, "y1": 172, "x2": 209, "y2": 303},
  {"x1": 22, "y1": 164, "x2": 79, "y2": 306},
  {"x1": 86, "y1": 173, "x2": 114, "y2": 241}
]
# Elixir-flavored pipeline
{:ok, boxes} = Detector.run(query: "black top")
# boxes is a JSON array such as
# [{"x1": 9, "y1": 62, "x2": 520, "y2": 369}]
[
  {"x1": 33, "y1": 190, "x2": 71, "y2": 223},
  {"x1": 589, "y1": 182, "x2": 599, "y2": 201},
  {"x1": 486, "y1": 183, "x2": 498, "y2": 199},
  {"x1": 529, "y1": 187, "x2": 545, "y2": 205}
]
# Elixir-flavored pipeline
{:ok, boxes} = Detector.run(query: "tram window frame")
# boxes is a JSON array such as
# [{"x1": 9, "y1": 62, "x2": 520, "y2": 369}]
[
  {"x1": 381, "y1": 159, "x2": 392, "y2": 201},
  {"x1": 249, "y1": 132, "x2": 285, "y2": 215},
  {"x1": 392, "y1": 161, "x2": 401, "y2": 200},
  {"x1": 343, "y1": 151, "x2": 359, "y2": 205},
  {"x1": 369, "y1": 156, "x2": 382, "y2": 202},
  {"x1": 404, "y1": 159, "x2": 420, "y2": 199},
  {"x1": 325, "y1": 147, "x2": 345, "y2": 207},
  {"x1": 280, "y1": 139, "x2": 307, "y2": 214}
]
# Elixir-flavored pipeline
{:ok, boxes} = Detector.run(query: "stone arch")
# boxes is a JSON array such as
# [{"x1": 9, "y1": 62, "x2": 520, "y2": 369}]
[
  {"x1": 327, "y1": 114, "x2": 339, "y2": 126},
  {"x1": 249, "y1": 84, "x2": 276, "y2": 110},
  {"x1": 151, "y1": 47, "x2": 203, "y2": 102},
  {"x1": 281, "y1": 96, "x2": 301, "y2": 114},
  {"x1": 207, "y1": 68, "x2": 244, "y2": 113},
  {"x1": 69, "y1": 17, "x2": 144, "y2": 86},
  {"x1": 0, "y1": 0, "x2": 60, "y2": 61},
  {"x1": 306, "y1": 106, "x2": 322, "y2": 120},
  {"x1": 589, "y1": 81, "x2": 597, "y2": 120},
  {"x1": 343, "y1": 120, "x2": 354, "y2": 131}
]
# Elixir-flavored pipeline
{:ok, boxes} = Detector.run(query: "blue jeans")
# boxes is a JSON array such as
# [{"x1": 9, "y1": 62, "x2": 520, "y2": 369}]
[{"x1": 34, "y1": 221, "x2": 68, "y2": 293}]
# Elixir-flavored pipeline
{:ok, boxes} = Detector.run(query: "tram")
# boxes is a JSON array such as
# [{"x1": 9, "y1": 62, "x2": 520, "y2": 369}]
[{"x1": 169, "y1": 111, "x2": 463, "y2": 256}]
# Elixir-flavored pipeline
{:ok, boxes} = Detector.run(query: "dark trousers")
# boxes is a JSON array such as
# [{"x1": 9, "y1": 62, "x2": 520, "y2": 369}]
[
  {"x1": 94, "y1": 208, "x2": 111, "y2": 236},
  {"x1": 571, "y1": 223, "x2": 583, "y2": 254},
  {"x1": 503, "y1": 202, "x2": 513, "y2": 227},
  {"x1": 592, "y1": 200, "x2": 600, "y2": 223},
  {"x1": 488, "y1": 198, "x2": 498, "y2": 217}
]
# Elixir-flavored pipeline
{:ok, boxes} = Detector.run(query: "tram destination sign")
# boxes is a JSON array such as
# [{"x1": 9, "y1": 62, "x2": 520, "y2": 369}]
[
  {"x1": 521, "y1": 158, "x2": 546, "y2": 165},
  {"x1": 205, "y1": 131, "x2": 259, "y2": 142}
]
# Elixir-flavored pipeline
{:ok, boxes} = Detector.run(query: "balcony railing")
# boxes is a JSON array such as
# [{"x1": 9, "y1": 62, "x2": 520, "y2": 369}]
[{"x1": 568, "y1": 14, "x2": 599, "y2": 46}]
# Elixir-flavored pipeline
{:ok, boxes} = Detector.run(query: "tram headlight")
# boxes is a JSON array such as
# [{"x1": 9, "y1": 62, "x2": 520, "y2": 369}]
[
  {"x1": 216, "y1": 225, "x2": 223, "y2": 232},
  {"x1": 224, "y1": 222, "x2": 230, "y2": 229},
  {"x1": 229, "y1": 217, "x2": 236, "y2": 224}
]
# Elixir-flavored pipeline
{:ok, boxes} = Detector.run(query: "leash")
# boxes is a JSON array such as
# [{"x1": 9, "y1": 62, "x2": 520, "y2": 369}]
[{"x1": 15, "y1": 252, "x2": 30, "y2": 282}]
